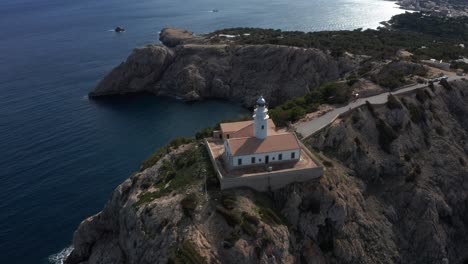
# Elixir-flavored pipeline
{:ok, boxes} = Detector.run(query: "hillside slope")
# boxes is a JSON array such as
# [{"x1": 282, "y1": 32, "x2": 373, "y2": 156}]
[
  {"x1": 308, "y1": 79, "x2": 468, "y2": 263},
  {"x1": 67, "y1": 80, "x2": 468, "y2": 264}
]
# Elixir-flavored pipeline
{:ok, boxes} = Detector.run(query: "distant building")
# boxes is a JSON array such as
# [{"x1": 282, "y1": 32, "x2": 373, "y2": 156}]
[
  {"x1": 215, "y1": 96, "x2": 301, "y2": 169},
  {"x1": 421, "y1": 59, "x2": 451, "y2": 71}
]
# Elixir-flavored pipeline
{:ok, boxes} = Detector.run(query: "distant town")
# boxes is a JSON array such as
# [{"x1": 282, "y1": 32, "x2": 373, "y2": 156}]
[{"x1": 397, "y1": 0, "x2": 468, "y2": 17}]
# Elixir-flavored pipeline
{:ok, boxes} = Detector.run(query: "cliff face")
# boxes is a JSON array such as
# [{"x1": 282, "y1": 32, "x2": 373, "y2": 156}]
[
  {"x1": 308, "y1": 79, "x2": 468, "y2": 263},
  {"x1": 69, "y1": 80, "x2": 468, "y2": 264},
  {"x1": 90, "y1": 28, "x2": 356, "y2": 106}
]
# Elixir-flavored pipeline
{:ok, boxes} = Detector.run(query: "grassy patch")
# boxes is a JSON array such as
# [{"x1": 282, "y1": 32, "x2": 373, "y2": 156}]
[
  {"x1": 221, "y1": 193, "x2": 238, "y2": 210},
  {"x1": 240, "y1": 211, "x2": 260, "y2": 236},
  {"x1": 135, "y1": 143, "x2": 215, "y2": 207},
  {"x1": 216, "y1": 206, "x2": 242, "y2": 227},
  {"x1": 258, "y1": 207, "x2": 284, "y2": 226},
  {"x1": 140, "y1": 137, "x2": 195, "y2": 170},
  {"x1": 169, "y1": 240, "x2": 207, "y2": 264}
]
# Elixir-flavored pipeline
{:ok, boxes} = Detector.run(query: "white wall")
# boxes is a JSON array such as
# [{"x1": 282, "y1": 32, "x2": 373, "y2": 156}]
[{"x1": 230, "y1": 149, "x2": 300, "y2": 167}]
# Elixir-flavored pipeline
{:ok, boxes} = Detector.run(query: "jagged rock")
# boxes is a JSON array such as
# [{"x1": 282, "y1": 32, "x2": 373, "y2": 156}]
[
  {"x1": 69, "y1": 79, "x2": 468, "y2": 264},
  {"x1": 89, "y1": 28, "x2": 356, "y2": 106},
  {"x1": 114, "y1": 26, "x2": 125, "y2": 33}
]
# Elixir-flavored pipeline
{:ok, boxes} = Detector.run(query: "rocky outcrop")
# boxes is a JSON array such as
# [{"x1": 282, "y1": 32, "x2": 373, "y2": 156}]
[
  {"x1": 72, "y1": 75, "x2": 468, "y2": 263},
  {"x1": 307, "y1": 79, "x2": 468, "y2": 263},
  {"x1": 89, "y1": 28, "x2": 356, "y2": 106}
]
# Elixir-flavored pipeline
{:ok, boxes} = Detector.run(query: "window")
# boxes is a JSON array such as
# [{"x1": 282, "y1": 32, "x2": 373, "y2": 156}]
[
  {"x1": 291, "y1": 152, "x2": 296, "y2": 159},
  {"x1": 278, "y1": 154, "x2": 282, "y2": 161},
  {"x1": 227, "y1": 134, "x2": 230, "y2": 139},
  {"x1": 261, "y1": 125, "x2": 265, "y2": 130},
  {"x1": 238, "y1": 158, "x2": 242, "y2": 165},
  {"x1": 219, "y1": 134, "x2": 222, "y2": 139},
  {"x1": 251, "y1": 157, "x2": 255, "y2": 164}
]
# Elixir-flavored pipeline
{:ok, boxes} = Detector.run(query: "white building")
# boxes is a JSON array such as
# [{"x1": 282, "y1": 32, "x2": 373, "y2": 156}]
[{"x1": 214, "y1": 96, "x2": 301, "y2": 169}]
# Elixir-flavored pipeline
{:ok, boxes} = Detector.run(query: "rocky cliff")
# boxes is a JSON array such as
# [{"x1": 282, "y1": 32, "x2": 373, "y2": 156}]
[
  {"x1": 307, "y1": 79, "x2": 468, "y2": 263},
  {"x1": 89, "y1": 28, "x2": 356, "y2": 106},
  {"x1": 68, "y1": 80, "x2": 468, "y2": 264}
]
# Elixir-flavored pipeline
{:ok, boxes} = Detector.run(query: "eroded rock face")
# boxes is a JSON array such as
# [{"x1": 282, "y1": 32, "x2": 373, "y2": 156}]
[
  {"x1": 70, "y1": 80, "x2": 468, "y2": 264},
  {"x1": 308, "y1": 80, "x2": 468, "y2": 263},
  {"x1": 89, "y1": 28, "x2": 355, "y2": 106}
]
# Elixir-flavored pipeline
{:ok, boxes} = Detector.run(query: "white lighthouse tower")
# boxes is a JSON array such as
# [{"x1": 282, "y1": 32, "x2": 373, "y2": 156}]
[{"x1": 253, "y1": 96, "x2": 269, "y2": 139}]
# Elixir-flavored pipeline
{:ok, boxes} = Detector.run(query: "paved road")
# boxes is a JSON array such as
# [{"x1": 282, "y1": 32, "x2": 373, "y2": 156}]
[{"x1": 295, "y1": 76, "x2": 465, "y2": 139}]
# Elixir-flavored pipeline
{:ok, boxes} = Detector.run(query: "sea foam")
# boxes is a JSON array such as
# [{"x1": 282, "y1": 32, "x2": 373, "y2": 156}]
[{"x1": 48, "y1": 246, "x2": 73, "y2": 264}]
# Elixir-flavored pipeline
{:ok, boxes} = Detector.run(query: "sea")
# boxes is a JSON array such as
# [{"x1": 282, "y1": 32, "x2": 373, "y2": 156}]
[{"x1": 0, "y1": 0, "x2": 405, "y2": 263}]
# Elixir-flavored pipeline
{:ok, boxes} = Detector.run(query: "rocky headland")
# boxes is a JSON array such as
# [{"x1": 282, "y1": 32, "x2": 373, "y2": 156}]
[
  {"x1": 67, "y1": 79, "x2": 468, "y2": 264},
  {"x1": 89, "y1": 28, "x2": 357, "y2": 106}
]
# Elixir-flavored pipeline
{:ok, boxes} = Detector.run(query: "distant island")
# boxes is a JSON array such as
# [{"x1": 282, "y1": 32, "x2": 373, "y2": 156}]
[{"x1": 67, "y1": 11, "x2": 468, "y2": 264}]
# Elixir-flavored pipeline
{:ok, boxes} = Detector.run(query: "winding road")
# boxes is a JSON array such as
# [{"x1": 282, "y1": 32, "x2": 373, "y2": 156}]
[{"x1": 295, "y1": 75, "x2": 465, "y2": 139}]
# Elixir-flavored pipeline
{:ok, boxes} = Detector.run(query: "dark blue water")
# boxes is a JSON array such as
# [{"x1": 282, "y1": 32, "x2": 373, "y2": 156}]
[{"x1": 0, "y1": 0, "x2": 405, "y2": 263}]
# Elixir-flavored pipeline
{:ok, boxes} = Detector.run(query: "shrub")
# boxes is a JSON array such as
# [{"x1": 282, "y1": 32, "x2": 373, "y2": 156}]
[
  {"x1": 407, "y1": 103, "x2": 425, "y2": 123},
  {"x1": 323, "y1": 160, "x2": 334, "y2": 167},
  {"x1": 376, "y1": 119, "x2": 398, "y2": 153},
  {"x1": 240, "y1": 221, "x2": 257, "y2": 236},
  {"x1": 221, "y1": 193, "x2": 237, "y2": 210},
  {"x1": 141, "y1": 137, "x2": 195, "y2": 170},
  {"x1": 170, "y1": 240, "x2": 207, "y2": 264},
  {"x1": 195, "y1": 126, "x2": 213, "y2": 139},
  {"x1": 387, "y1": 94, "x2": 403, "y2": 110},
  {"x1": 258, "y1": 207, "x2": 283, "y2": 225},
  {"x1": 270, "y1": 81, "x2": 350, "y2": 126},
  {"x1": 180, "y1": 194, "x2": 197, "y2": 218},
  {"x1": 440, "y1": 79, "x2": 453, "y2": 90},
  {"x1": 415, "y1": 89, "x2": 429, "y2": 103},
  {"x1": 216, "y1": 206, "x2": 242, "y2": 226}
]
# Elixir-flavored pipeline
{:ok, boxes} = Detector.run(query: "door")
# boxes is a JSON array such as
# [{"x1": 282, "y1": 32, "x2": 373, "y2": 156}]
[{"x1": 265, "y1": 155, "x2": 269, "y2": 164}]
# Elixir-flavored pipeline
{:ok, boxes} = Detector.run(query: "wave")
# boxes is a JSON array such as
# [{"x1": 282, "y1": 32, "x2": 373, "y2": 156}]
[{"x1": 48, "y1": 246, "x2": 73, "y2": 264}]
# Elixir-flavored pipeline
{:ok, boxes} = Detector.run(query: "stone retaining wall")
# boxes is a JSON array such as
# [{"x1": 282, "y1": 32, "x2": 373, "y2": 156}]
[
  {"x1": 205, "y1": 138, "x2": 323, "y2": 191},
  {"x1": 220, "y1": 166, "x2": 323, "y2": 191}
]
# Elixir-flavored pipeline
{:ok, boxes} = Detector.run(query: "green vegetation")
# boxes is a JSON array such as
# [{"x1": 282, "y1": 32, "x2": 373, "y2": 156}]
[
  {"x1": 140, "y1": 137, "x2": 195, "y2": 170},
  {"x1": 387, "y1": 94, "x2": 403, "y2": 110},
  {"x1": 269, "y1": 82, "x2": 351, "y2": 126},
  {"x1": 169, "y1": 240, "x2": 207, "y2": 264},
  {"x1": 223, "y1": 230, "x2": 241, "y2": 248},
  {"x1": 180, "y1": 193, "x2": 197, "y2": 218},
  {"x1": 216, "y1": 206, "x2": 243, "y2": 226},
  {"x1": 221, "y1": 193, "x2": 238, "y2": 210},
  {"x1": 407, "y1": 103, "x2": 426, "y2": 123},
  {"x1": 212, "y1": 13, "x2": 468, "y2": 61},
  {"x1": 257, "y1": 207, "x2": 284, "y2": 226},
  {"x1": 376, "y1": 119, "x2": 398, "y2": 153},
  {"x1": 322, "y1": 160, "x2": 334, "y2": 168},
  {"x1": 135, "y1": 143, "x2": 215, "y2": 207},
  {"x1": 371, "y1": 61, "x2": 427, "y2": 89},
  {"x1": 195, "y1": 126, "x2": 213, "y2": 139},
  {"x1": 415, "y1": 89, "x2": 430, "y2": 103}
]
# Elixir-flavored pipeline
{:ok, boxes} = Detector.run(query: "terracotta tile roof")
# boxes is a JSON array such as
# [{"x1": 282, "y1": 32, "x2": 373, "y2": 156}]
[
  {"x1": 220, "y1": 120, "x2": 253, "y2": 133},
  {"x1": 220, "y1": 119, "x2": 277, "y2": 138},
  {"x1": 227, "y1": 133, "x2": 300, "y2": 156}
]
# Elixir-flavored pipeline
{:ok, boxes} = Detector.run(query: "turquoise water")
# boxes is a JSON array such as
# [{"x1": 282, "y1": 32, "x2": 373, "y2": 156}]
[{"x1": 0, "y1": 0, "x2": 405, "y2": 263}]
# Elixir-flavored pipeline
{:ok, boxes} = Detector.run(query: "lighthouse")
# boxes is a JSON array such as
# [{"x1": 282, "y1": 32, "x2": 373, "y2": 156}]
[{"x1": 253, "y1": 96, "x2": 269, "y2": 139}]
